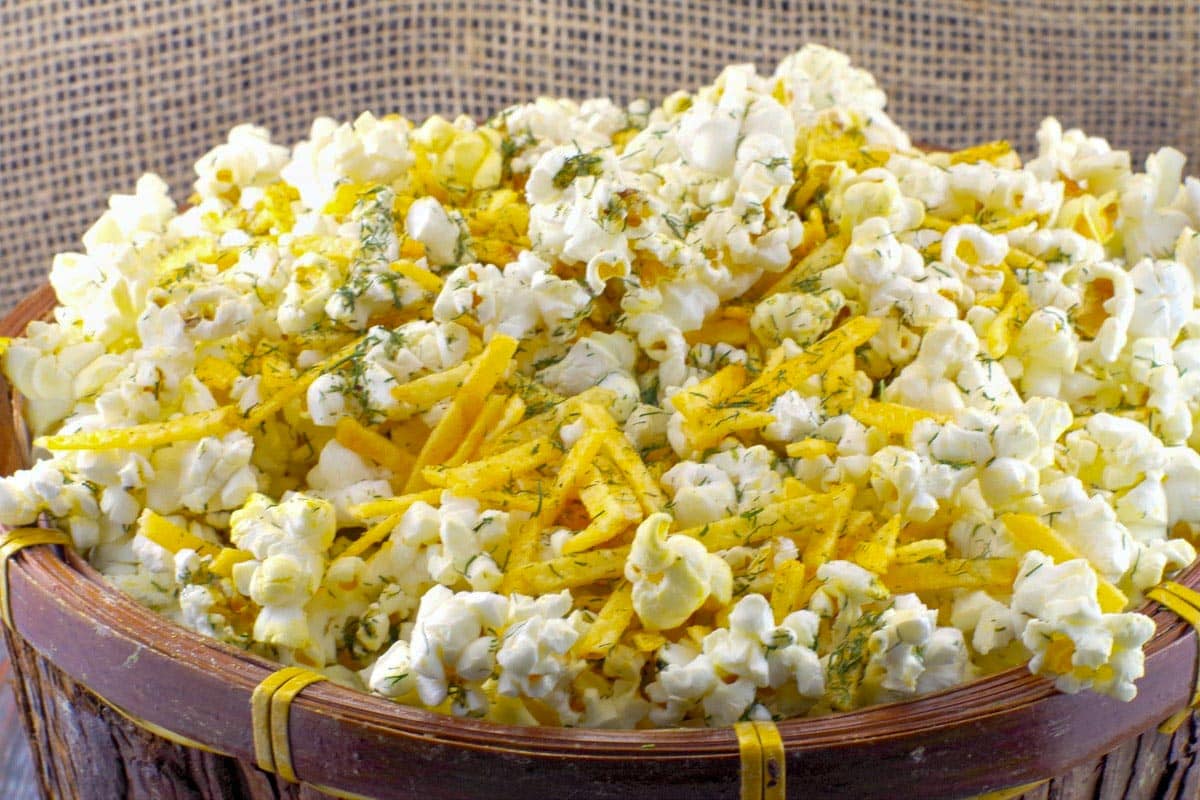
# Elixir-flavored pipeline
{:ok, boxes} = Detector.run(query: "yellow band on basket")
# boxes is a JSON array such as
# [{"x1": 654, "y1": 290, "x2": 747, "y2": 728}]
[
  {"x1": 735, "y1": 720, "x2": 785, "y2": 800},
  {"x1": 754, "y1": 721, "x2": 785, "y2": 800},
  {"x1": 252, "y1": 667, "x2": 327, "y2": 782},
  {"x1": 271, "y1": 670, "x2": 328, "y2": 783},
  {"x1": 1148, "y1": 581, "x2": 1200, "y2": 734},
  {"x1": 735, "y1": 721, "x2": 763, "y2": 800},
  {"x1": 0, "y1": 527, "x2": 70, "y2": 629},
  {"x1": 104, "y1": 693, "x2": 232, "y2": 756},
  {"x1": 1161, "y1": 579, "x2": 1200, "y2": 612},
  {"x1": 970, "y1": 778, "x2": 1049, "y2": 800}
]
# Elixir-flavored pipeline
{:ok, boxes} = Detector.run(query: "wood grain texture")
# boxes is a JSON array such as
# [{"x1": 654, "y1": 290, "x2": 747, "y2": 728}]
[
  {"x1": 2, "y1": 623, "x2": 341, "y2": 800},
  {"x1": 0, "y1": 641, "x2": 39, "y2": 800}
]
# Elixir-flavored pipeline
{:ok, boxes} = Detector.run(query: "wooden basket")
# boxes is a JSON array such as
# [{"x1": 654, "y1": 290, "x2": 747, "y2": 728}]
[{"x1": 3, "y1": 282, "x2": 1200, "y2": 800}]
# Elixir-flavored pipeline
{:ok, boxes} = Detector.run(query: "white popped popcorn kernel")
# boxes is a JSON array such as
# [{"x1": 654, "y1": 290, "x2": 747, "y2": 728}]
[
  {"x1": 1119, "y1": 148, "x2": 1192, "y2": 262},
  {"x1": 537, "y1": 332, "x2": 641, "y2": 422},
  {"x1": 305, "y1": 439, "x2": 393, "y2": 525},
  {"x1": 229, "y1": 492, "x2": 337, "y2": 649},
  {"x1": 494, "y1": 592, "x2": 586, "y2": 724},
  {"x1": 406, "y1": 197, "x2": 467, "y2": 267},
  {"x1": 407, "y1": 584, "x2": 507, "y2": 715},
  {"x1": 861, "y1": 593, "x2": 972, "y2": 702},
  {"x1": 951, "y1": 590, "x2": 1019, "y2": 655},
  {"x1": 646, "y1": 594, "x2": 824, "y2": 726},
  {"x1": 281, "y1": 112, "x2": 414, "y2": 211},
  {"x1": 626, "y1": 513, "x2": 733, "y2": 631},
  {"x1": 193, "y1": 124, "x2": 291, "y2": 202},
  {"x1": 1012, "y1": 552, "x2": 1155, "y2": 702},
  {"x1": 414, "y1": 493, "x2": 511, "y2": 592}
]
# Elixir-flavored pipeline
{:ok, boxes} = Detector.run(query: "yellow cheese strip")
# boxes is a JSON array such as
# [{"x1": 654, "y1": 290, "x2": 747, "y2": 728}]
[
  {"x1": 481, "y1": 386, "x2": 613, "y2": 455},
  {"x1": 849, "y1": 514, "x2": 901, "y2": 575},
  {"x1": 851, "y1": 398, "x2": 949, "y2": 437},
  {"x1": 335, "y1": 417, "x2": 415, "y2": 476},
  {"x1": 572, "y1": 581, "x2": 634, "y2": 659},
  {"x1": 504, "y1": 430, "x2": 607, "y2": 578},
  {"x1": 630, "y1": 631, "x2": 668, "y2": 653},
  {"x1": 258, "y1": 349, "x2": 294, "y2": 397},
  {"x1": 562, "y1": 467, "x2": 642, "y2": 555},
  {"x1": 801, "y1": 485, "x2": 856, "y2": 571},
  {"x1": 1000, "y1": 513, "x2": 1128, "y2": 613},
  {"x1": 1005, "y1": 247, "x2": 1046, "y2": 272},
  {"x1": 598, "y1": 430, "x2": 667, "y2": 515},
  {"x1": 444, "y1": 393, "x2": 509, "y2": 467},
  {"x1": 785, "y1": 439, "x2": 837, "y2": 459},
  {"x1": 140, "y1": 510, "x2": 220, "y2": 559},
  {"x1": 405, "y1": 334, "x2": 518, "y2": 491},
  {"x1": 559, "y1": 494, "x2": 638, "y2": 556},
  {"x1": 37, "y1": 406, "x2": 235, "y2": 452},
  {"x1": 241, "y1": 336, "x2": 365, "y2": 428},
  {"x1": 671, "y1": 364, "x2": 747, "y2": 419},
  {"x1": 195, "y1": 356, "x2": 242, "y2": 394},
  {"x1": 349, "y1": 488, "x2": 442, "y2": 522},
  {"x1": 893, "y1": 539, "x2": 948, "y2": 564},
  {"x1": 728, "y1": 316, "x2": 880, "y2": 411},
  {"x1": 679, "y1": 486, "x2": 854, "y2": 552},
  {"x1": 986, "y1": 286, "x2": 1033, "y2": 359},
  {"x1": 423, "y1": 436, "x2": 558, "y2": 492},
  {"x1": 683, "y1": 407, "x2": 777, "y2": 453},
  {"x1": 505, "y1": 546, "x2": 630, "y2": 595},
  {"x1": 947, "y1": 139, "x2": 1012, "y2": 165},
  {"x1": 770, "y1": 560, "x2": 806, "y2": 624},
  {"x1": 138, "y1": 510, "x2": 252, "y2": 578},
  {"x1": 470, "y1": 489, "x2": 543, "y2": 512},
  {"x1": 757, "y1": 235, "x2": 848, "y2": 300},
  {"x1": 209, "y1": 548, "x2": 253, "y2": 577},
  {"x1": 390, "y1": 259, "x2": 444, "y2": 292},
  {"x1": 479, "y1": 395, "x2": 528, "y2": 450},
  {"x1": 339, "y1": 511, "x2": 406, "y2": 561},
  {"x1": 389, "y1": 359, "x2": 475, "y2": 410},
  {"x1": 882, "y1": 558, "x2": 1020, "y2": 594},
  {"x1": 821, "y1": 353, "x2": 857, "y2": 416},
  {"x1": 684, "y1": 315, "x2": 752, "y2": 348}
]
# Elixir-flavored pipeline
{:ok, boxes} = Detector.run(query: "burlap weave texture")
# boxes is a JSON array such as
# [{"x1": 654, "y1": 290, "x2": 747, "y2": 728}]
[{"x1": 2, "y1": 1, "x2": 1198, "y2": 315}]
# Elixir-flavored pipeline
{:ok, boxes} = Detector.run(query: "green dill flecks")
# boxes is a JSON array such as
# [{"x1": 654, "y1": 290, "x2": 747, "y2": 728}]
[
  {"x1": 553, "y1": 152, "x2": 604, "y2": 189},
  {"x1": 825, "y1": 608, "x2": 885, "y2": 711}
]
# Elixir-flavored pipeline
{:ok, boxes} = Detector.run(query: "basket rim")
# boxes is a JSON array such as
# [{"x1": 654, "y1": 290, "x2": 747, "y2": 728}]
[{"x1": 5, "y1": 283, "x2": 1199, "y2": 800}]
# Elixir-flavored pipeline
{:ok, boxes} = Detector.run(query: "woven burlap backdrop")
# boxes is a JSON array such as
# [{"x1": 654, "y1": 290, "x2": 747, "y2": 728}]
[{"x1": 2, "y1": 1, "x2": 1198, "y2": 315}]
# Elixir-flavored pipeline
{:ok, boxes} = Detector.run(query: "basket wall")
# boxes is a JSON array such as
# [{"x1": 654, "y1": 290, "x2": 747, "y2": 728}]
[{"x1": 3, "y1": 0, "x2": 1200, "y2": 314}]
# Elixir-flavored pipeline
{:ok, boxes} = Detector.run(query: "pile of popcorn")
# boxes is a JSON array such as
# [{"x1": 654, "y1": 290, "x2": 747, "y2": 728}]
[{"x1": 3, "y1": 44, "x2": 1199, "y2": 729}]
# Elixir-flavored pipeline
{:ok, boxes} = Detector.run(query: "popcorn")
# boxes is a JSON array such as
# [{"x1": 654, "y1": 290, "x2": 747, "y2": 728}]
[
  {"x1": 406, "y1": 197, "x2": 467, "y2": 267},
  {"x1": 1012, "y1": 552, "x2": 1155, "y2": 701},
  {"x1": 647, "y1": 594, "x2": 823, "y2": 726},
  {"x1": 229, "y1": 493, "x2": 336, "y2": 649},
  {"x1": 280, "y1": 112, "x2": 414, "y2": 211},
  {"x1": 494, "y1": 591, "x2": 586, "y2": 724},
  {"x1": 193, "y1": 124, "x2": 291, "y2": 203},
  {"x1": 400, "y1": 493, "x2": 511, "y2": 592},
  {"x1": 861, "y1": 593, "x2": 972, "y2": 702},
  {"x1": 305, "y1": 439, "x2": 392, "y2": 524},
  {"x1": 537, "y1": 332, "x2": 641, "y2": 422},
  {"x1": 407, "y1": 584, "x2": 506, "y2": 715},
  {"x1": 8, "y1": 42, "x2": 1200, "y2": 729},
  {"x1": 626, "y1": 513, "x2": 733, "y2": 631}
]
